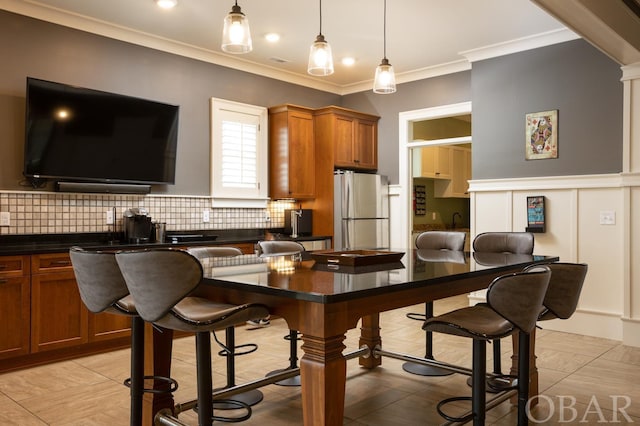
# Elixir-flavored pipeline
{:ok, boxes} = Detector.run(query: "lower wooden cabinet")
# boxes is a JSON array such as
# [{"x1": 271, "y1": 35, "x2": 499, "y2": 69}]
[{"x1": 0, "y1": 255, "x2": 30, "y2": 360}]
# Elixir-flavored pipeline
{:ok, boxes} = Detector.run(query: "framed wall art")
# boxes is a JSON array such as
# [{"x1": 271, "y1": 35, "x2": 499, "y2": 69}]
[{"x1": 525, "y1": 109, "x2": 558, "y2": 160}]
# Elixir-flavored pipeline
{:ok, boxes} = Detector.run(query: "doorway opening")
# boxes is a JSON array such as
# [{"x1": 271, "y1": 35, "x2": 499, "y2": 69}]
[{"x1": 398, "y1": 102, "x2": 472, "y2": 250}]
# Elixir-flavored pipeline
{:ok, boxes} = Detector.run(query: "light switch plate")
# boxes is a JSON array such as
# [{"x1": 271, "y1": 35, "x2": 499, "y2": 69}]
[
  {"x1": 599, "y1": 210, "x2": 615, "y2": 225},
  {"x1": 202, "y1": 210, "x2": 210, "y2": 223},
  {"x1": 0, "y1": 212, "x2": 10, "y2": 226}
]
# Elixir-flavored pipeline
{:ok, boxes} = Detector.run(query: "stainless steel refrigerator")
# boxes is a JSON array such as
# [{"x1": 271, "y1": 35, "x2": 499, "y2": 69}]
[{"x1": 333, "y1": 171, "x2": 390, "y2": 250}]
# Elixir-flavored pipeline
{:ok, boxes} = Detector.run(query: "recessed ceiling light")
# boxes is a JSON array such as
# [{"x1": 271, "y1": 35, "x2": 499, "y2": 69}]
[
  {"x1": 341, "y1": 57, "x2": 356, "y2": 66},
  {"x1": 265, "y1": 33, "x2": 280, "y2": 43},
  {"x1": 155, "y1": 0, "x2": 177, "y2": 10}
]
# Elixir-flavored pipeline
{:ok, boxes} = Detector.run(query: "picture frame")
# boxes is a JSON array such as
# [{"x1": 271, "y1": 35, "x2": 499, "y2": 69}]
[{"x1": 525, "y1": 110, "x2": 558, "y2": 160}]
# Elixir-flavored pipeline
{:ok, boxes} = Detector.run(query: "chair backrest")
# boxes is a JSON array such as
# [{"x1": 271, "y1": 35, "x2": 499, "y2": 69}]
[
  {"x1": 415, "y1": 231, "x2": 466, "y2": 251},
  {"x1": 69, "y1": 246, "x2": 129, "y2": 313},
  {"x1": 186, "y1": 246, "x2": 242, "y2": 260},
  {"x1": 115, "y1": 249, "x2": 203, "y2": 322},
  {"x1": 256, "y1": 240, "x2": 305, "y2": 257},
  {"x1": 524, "y1": 262, "x2": 588, "y2": 320},
  {"x1": 416, "y1": 249, "x2": 466, "y2": 264},
  {"x1": 473, "y1": 232, "x2": 534, "y2": 254},
  {"x1": 486, "y1": 267, "x2": 550, "y2": 333}
]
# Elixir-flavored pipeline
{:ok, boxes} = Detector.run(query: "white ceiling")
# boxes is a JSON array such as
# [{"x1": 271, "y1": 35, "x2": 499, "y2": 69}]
[{"x1": 2, "y1": 0, "x2": 578, "y2": 94}]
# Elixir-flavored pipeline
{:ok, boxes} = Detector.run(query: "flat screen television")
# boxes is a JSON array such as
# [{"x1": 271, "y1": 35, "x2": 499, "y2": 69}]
[{"x1": 23, "y1": 77, "x2": 179, "y2": 187}]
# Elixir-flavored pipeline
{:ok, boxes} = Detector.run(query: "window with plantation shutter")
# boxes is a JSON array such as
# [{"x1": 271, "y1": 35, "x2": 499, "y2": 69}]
[{"x1": 211, "y1": 98, "x2": 268, "y2": 207}]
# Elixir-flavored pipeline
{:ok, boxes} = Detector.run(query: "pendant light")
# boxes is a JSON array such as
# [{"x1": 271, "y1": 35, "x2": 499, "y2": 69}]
[
  {"x1": 307, "y1": 0, "x2": 334, "y2": 76},
  {"x1": 221, "y1": 1, "x2": 252, "y2": 54},
  {"x1": 373, "y1": 0, "x2": 396, "y2": 94}
]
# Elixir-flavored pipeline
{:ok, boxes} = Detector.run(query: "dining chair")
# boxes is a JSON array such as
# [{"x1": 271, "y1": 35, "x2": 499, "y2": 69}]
[
  {"x1": 115, "y1": 248, "x2": 269, "y2": 426},
  {"x1": 424, "y1": 267, "x2": 551, "y2": 425},
  {"x1": 69, "y1": 246, "x2": 178, "y2": 426},
  {"x1": 404, "y1": 231, "x2": 466, "y2": 377}
]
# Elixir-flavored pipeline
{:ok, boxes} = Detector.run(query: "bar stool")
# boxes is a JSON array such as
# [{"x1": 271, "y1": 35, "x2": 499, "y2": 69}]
[
  {"x1": 115, "y1": 249, "x2": 270, "y2": 426},
  {"x1": 186, "y1": 247, "x2": 264, "y2": 408},
  {"x1": 256, "y1": 240, "x2": 305, "y2": 386},
  {"x1": 423, "y1": 267, "x2": 551, "y2": 425},
  {"x1": 404, "y1": 231, "x2": 466, "y2": 377},
  {"x1": 525, "y1": 262, "x2": 588, "y2": 322},
  {"x1": 69, "y1": 246, "x2": 178, "y2": 426},
  {"x1": 472, "y1": 231, "x2": 534, "y2": 390}
]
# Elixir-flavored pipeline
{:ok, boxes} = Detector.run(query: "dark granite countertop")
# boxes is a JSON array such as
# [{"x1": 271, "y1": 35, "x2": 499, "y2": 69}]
[{"x1": 0, "y1": 229, "x2": 332, "y2": 256}]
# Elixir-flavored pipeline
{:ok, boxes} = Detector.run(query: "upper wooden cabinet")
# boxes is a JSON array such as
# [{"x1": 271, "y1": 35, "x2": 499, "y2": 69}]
[
  {"x1": 268, "y1": 105, "x2": 316, "y2": 199},
  {"x1": 434, "y1": 146, "x2": 472, "y2": 198},
  {"x1": 314, "y1": 106, "x2": 380, "y2": 171},
  {"x1": 415, "y1": 146, "x2": 452, "y2": 179}
]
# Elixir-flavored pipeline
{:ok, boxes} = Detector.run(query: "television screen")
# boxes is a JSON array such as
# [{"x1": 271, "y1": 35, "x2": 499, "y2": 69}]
[{"x1": 24, "y1": 77, "x2": 179, "y2": 186}]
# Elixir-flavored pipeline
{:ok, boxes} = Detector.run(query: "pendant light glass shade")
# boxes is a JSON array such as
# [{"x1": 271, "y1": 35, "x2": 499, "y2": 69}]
[
  {"x1": 373, "y1": 0, "x2": 396, "y2": 94},
  {"x1": 308, "y1": 0, "x2": 334, "y2": 76},
  {"x1": 373, "y1": 58, "x2": 396, "y2": 93},
  {"x1": 308, "y1": 34, "x2": 334, "y2": 76},
  {"x1": 221, "y1": 1, "x2": 252, "y2": 54}
]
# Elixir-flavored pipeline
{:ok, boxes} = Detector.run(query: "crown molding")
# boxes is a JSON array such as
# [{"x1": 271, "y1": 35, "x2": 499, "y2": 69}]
[{"x1": 460, "y1": 27, "x2": 580, "y2": 64}]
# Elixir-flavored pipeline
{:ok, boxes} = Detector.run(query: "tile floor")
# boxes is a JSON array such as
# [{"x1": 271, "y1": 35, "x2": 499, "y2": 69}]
[{"x1": 1, "y1": 295, "x2": 639, "y2": 425}]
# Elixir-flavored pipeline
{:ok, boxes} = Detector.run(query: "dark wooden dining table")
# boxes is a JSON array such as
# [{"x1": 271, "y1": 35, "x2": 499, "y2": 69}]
[{"x1": 141, "y1": 249, "x2": 558, "y2": 425}]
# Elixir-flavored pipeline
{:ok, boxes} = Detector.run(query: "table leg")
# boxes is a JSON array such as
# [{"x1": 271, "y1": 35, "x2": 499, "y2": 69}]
[
  {"x1": 359, "y1": 314, "x2": 382, "y2": 369},
  {"x1": 299, "y1": 334, "x2": 347, "y2": 426},
  {"x1": 142, "y1": 323, "x2": 175, "y2": 425}
]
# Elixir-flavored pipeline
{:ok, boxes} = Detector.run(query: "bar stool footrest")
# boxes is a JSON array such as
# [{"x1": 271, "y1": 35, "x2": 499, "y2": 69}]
[
  {"x1": 193, "y1": 399, "x2": 252, "y2": 423},
  {"x1": 406, "y1": 312, "x2": 426, "y2": 321},
  {"x1": 123, "y1": 375, "x2": 179, "y2": 394},
  {"x1": 217, "y1": 342, "x2": 258, "y2": 357},
  {"x1": 436, "y1": 396, "x2": 474, "y2": 423}
]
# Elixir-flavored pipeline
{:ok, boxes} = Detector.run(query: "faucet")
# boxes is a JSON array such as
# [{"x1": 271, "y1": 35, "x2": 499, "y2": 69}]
[
  {"x1": 290, "y1": 209, "x2": 303, "y2": 238},
  {"x1": 452, "y1": 212, "x2": 462, "y2": 229}
]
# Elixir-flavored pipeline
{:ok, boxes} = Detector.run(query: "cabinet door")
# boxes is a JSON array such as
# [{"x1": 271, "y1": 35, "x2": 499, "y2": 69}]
[
  {"x1": 450, "y1": 147, "x2": 471, "y2": 196},
  {"x1": 353, "y1": 119, "x2": 377, "y2": 170},
  {"x1": 287, "y1": 110, "x2": 315, "y2": 198},
  {"x1": 420, "y1": 146, "x2": 451, "y2": 179},
  {"x1": 31, "y1": 269, "x2": 89, "y2": 352},
  {"x1": 0, "y1": 255, "x2": 30, "y2": 359},
  {"x1": 269, "y1": 106, "x2": 315, "y2": 199},
  {"x1": 89, "y1": 312, "x2": 131, "y2": 342},
  {"x1": 333, "y1": 115, "x2": 355, "y2": 168}
]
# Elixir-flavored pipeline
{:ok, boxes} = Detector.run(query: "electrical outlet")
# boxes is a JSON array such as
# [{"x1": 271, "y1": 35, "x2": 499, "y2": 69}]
[
  {"x1": 202, "y1": 210, "x2": 210, "y2": 223},
  {"x1": 599, "y1": 210, "x2": 615, "y2": 225},
  {"x1": 106, "y1": 209, "x2": 114, "y2": 225},
  {"x1": 0, "y1": 212, "x2": 9, "y2": 226}
]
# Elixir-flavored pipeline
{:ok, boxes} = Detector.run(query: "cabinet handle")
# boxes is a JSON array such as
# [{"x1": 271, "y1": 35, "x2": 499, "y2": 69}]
[
  {"x1": 0, "y1": 265, "x2": 6, "y2": 270},
  {"x1": 50, "y1": 260, "x2": 71, "y2": 266},
  {"x1": 0, "y1": 279, "x2": 7, "y2": 284}
]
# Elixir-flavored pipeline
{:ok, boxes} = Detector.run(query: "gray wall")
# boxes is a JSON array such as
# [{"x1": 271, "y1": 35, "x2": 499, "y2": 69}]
[
  {"x1": 0, "y1": 11, "x2": 340, "y2": 195},
  {"x1": 471, "y1": 39, "x2": 623, "y2": 179},
  {"x1": 342, "y1": 72, "x2": 471, "y2": 184}
]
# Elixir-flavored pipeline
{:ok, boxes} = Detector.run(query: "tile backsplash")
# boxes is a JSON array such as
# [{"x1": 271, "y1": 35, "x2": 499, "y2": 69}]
[{"x1": 0, "y1": 190, "x2": 294, "y2": 235}]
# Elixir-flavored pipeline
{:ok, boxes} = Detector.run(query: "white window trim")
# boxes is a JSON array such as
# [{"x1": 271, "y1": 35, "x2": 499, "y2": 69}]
[{"x1": 210, "y1": 98, "x2": 269, "y2": 208}]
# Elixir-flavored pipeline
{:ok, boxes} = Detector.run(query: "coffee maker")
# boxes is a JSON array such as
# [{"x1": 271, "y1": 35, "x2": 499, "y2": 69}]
[{"x1": 123, "y1": 208, "x2": 153, "y2": 244}]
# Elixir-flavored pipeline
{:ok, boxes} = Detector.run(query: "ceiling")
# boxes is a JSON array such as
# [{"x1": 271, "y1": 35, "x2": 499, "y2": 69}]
[{"x1": 2, "y1": 0, "x2": 580, "y2": 95}]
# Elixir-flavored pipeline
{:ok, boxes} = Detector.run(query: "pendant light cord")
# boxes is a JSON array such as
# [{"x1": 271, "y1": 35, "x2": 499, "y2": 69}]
[
  {"x1": 319, "y1": 0, "x2": 323, "y2": 36},
  {"x1": 383, "y1": 0, "x2": 387, "y2": 60}
]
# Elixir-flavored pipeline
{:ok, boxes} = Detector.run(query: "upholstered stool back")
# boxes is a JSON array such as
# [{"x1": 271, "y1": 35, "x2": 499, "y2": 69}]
[
  {"x1": 415, "y1": 230, "x2": 466, "y2": 251},
  {"x1": 473, "y1": 232, "x2": 534, "y2": 254}
]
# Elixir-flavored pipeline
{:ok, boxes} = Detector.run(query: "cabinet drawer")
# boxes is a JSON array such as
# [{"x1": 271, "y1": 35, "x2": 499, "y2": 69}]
[
  {"x1": 0, "y1": 255, "x2": 29, "y2": 277},
  {"x1": 31, "y1": 253, "x2": 73, "y2": 274}
]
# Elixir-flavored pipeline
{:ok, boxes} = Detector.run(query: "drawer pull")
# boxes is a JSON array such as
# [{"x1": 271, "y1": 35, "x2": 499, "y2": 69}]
[
  {"x1": 50, "y1": 260, "x2": 72, "y2": 266},
  {"x1": 0, "y1": 279, "x2": 7, "y2": 284},
  {"x1": 0, "y1": 265, "x2": 6, "y2": 270}
]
